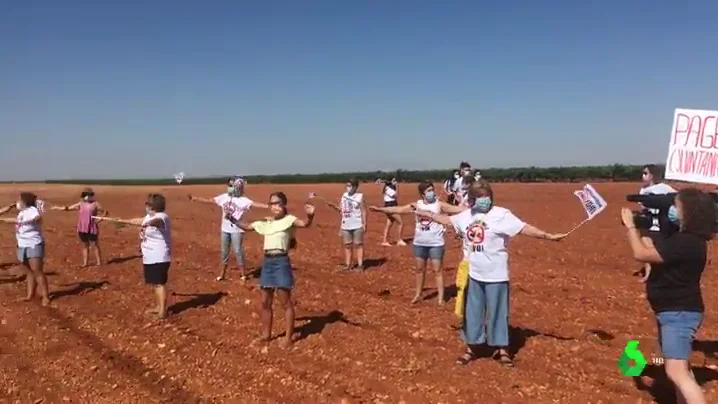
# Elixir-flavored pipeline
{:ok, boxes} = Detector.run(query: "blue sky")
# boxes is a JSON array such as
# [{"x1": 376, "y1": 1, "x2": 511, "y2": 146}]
[{"x1": 2, "y1": 1, "x2": 717, "y2": 180}]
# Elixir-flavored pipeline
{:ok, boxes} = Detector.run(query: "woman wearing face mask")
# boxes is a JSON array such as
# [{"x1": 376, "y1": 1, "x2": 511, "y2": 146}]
[
  {"x1": 0, "y1": 192, "x2": 51, "y2": 305},
  {"x1": 100, "y1": 194, "x2": 172, "y2": 319},
  {"x1": 51, "y1": 188, "x2": 108, "y2": 267},
  {"x1": 370, "y1": 180, "x2": 460, "y2": 305},
  {"x1": 189, "y1": 177, "x2": 269, "y2": 281},
  {"x1": 621, "y1": 188, "x2": 715, "y2": 404},
  {"x1": 415, "y1": 180, "x2": 567, "y2": 367},
  {"x1": 379, "y1": 177, "x2": 406, "y2": 247},
  {"x1": 321, "y1": 179, "x2": 367, "y2": 271},
  {"x1": 225, "y1": 192, "x2": 315, "y2": 348}
]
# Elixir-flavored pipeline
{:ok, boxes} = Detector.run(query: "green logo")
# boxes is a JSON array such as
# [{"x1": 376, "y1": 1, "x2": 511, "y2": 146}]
[{"x1": 618, "y1": 340, "x2": 648, "y2": 376}]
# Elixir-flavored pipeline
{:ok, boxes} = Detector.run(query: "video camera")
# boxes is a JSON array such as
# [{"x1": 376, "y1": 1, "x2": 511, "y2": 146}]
[{"x1": 626, "y1": 192, "x2": 718, "y2": 236}]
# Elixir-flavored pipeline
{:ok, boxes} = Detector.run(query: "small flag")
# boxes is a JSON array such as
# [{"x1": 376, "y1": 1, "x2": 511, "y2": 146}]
[
  {"x1": 174, "y1": 172, "x2": 185, "y2": 185},
  {"x1": 573, "y1": 184, "x2": 607, "y2": 220}
]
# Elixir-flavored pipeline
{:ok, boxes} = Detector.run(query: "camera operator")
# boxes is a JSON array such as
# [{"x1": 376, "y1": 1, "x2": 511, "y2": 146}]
[{"x1": 621, "y1": 188, "x2": 716, "y2": 404}]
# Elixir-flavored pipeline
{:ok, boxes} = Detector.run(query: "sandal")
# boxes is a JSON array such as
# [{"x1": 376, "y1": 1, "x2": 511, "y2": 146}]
[
  {"x1": 493, "y1": 351, "x2": 514, "y2": 367},
  {"x1": 455, "y1": 348, "x2": 477, "y2": 365}
]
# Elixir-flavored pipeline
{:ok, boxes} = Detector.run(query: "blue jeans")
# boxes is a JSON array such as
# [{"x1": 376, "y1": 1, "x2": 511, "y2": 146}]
[
  {"x1": 220, "y1": 232, "x2": 244, "y2": 266},
  {"x1": 656, "y1": 311, "x2": 703, "y2": 360},
  {"x1": 461, "y1": 278, "x2": 510, "y2": 347},
  {"x1": 412, "y1": 245, "x2": 445, "y2": 261}
]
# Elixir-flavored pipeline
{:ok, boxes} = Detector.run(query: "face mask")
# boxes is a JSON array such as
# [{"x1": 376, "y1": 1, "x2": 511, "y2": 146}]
[
  {"x1": 472, "y1": 196, "x2": 492, "y2": 213},
  {"x1": 425, "y1": 191, "x2": 436, "y2": 203},
  {"x1": 15, "y1": 202, "x2": 22, "y2": 210},
  {"x1": 83, "y1": 195, "x2": 91, "y2": 201},
  {"x1": 668, "y1": 205, "x2": 680, "y2": 224},
  {"x1": 145, "y1": 206, "x2": 151, "y2": 215},
  {"x1": 346, "y1": 186, "x2": 354, "y2": 194},
  {"x1": 227, "y1": 186, "x2": 235, "y2": 195},
  {"x1": 453, "y1": 174, "x2": 460, "y2": 179}
]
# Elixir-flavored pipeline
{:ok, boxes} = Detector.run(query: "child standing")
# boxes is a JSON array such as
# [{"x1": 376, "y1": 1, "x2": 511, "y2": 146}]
[
  {"x1": 189, "y1": 177, "x2": 269, "y2": 281},
  {"x1": 52, "y1": 188, "x2": 108, "y2": 267},
  {"x1": 226, "y1": 192, "x2": 315, "y2": 348}
]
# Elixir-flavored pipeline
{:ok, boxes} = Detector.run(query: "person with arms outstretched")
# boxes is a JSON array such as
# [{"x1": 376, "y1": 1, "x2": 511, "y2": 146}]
[
  {"x1": 189, "y1": 177, "x2": 269, "y2": 281},
  {"x1": 226, "y1": 192, "x2": 315, "y2": 348}
]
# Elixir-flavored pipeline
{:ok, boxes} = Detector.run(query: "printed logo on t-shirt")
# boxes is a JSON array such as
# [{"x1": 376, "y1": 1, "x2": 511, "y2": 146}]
[
  {"x1": 418, "y1": 217, "x2": 433, "y2": 231},
  {"x1": 465, "y1": 220, "x2": 488, "y2": 252}
]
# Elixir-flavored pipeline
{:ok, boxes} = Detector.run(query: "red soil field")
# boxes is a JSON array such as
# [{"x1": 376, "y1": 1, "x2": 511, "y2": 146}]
[{"x1": 1, "y1": 182, "x2": 717, "y2": 403}]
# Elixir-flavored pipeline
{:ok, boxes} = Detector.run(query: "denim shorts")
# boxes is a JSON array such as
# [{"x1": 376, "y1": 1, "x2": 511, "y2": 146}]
[
  {"x1": 259, "y1": 254, "x2": 294, "y2": 289},
  {"x1": 17, "y1": 243, "x2": 44, "y2": 263},
  {"x1": 656, "y1": 311, "x2": 703, "y2": 360},
  {"x1": 341, "y1": 228, "x2": 364, "y2": 245},
  {"x1": 412, "y1": 244, "x2": 445, "y2": 260}
]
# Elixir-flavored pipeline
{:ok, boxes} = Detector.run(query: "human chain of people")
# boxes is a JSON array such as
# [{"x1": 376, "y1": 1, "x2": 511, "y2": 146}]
[{"x1": 1, "y1": 158, "x2": 717, "y2": 404}]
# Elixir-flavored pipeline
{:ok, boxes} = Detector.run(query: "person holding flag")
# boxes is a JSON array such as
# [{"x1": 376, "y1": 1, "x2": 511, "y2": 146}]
[
  {"x1": 188, "y1": 177, "x2": 269, "y2": 281},
  {"x1": 414, "y1": 180, "x2": 568, "y2": 367}
]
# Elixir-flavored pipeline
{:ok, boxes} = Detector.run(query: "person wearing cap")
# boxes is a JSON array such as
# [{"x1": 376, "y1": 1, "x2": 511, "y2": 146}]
[
  {"x1": 189, "y1": 177, "x2": 269, "y2": 281},
  {"x1": 52, "y1": 187, "x2": 109, "y2": 267}
]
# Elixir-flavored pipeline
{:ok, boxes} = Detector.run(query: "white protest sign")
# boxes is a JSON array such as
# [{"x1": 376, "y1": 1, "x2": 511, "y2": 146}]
[
  {"x1": 665, "y1": 108, "x2": 718, "y2": 185},
  {"x1": 174, "y1": 172, "x2": 185, "y2": 184}
]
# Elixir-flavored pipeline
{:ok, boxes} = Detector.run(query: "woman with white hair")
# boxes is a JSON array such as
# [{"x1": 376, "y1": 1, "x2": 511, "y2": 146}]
[{"x1": 189, "y1": 177, "x2": 269, "y2": 281}]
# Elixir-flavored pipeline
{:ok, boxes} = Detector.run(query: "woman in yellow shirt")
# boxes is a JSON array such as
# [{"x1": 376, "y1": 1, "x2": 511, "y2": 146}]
[{"x1": 226, "y1": 191, "x2": 315, "y2": 348}]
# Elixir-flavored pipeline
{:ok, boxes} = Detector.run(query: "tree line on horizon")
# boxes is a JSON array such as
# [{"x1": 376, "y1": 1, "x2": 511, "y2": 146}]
[{"x1": 26, "y1": 164, "x2": 660, "y2": 185}]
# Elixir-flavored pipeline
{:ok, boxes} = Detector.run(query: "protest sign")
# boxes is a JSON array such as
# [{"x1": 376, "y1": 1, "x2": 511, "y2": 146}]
[{"x1": 665, "y1": 108, "x2": 718, "y2": 185}]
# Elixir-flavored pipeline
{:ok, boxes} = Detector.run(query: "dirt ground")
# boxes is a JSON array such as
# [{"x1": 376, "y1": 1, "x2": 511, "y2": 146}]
[{"x1": 1, "y1": 182, "x2": 717, "y2": 403}]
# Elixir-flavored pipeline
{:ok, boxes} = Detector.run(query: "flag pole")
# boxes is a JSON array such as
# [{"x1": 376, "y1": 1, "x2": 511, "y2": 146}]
[{"x1": 566, "y1": 218, "x2": 589, "y2": 235}]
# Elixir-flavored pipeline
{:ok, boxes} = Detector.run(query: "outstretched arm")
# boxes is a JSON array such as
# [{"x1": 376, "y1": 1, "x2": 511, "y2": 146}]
[
  {"x1": 188, "y1": 195, "x2": 215, "y2": 204},
  {"x1": 0, "y1": 203, "x2": 14, "y2": 216},
  {"x1": 519, "y1": 224, "x2": 567, "y2": 241},
  {"x1": 251, "y1": 201, "x2": 270, "y2": 209},
  {"x1": 0, "y1": 212, "x2": 42, "y2": 225},
  {"x1": 225, "y1": 214, "x2": 254, "y2": 232},
  {"x1": 414, "y1": 210, "x2": 454, "y2": 227},
  {"x1": 52, "y1": 202, "x2": 81, "y2": 211},
  {"x1": 439, "y1": 201, "x2": 468, "y2": 214},
  {"x1": 369, "y1": 204, "x2": 414, "y2": 214}
]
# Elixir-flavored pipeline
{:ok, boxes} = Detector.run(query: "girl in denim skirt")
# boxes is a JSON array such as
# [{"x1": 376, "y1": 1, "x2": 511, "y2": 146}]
[
  {"x1": 226, "y1": 192, "x2": 315, "y2": 348},
  {"x1": 0, "y1": 192, "x2": 51, "y2": 305}
]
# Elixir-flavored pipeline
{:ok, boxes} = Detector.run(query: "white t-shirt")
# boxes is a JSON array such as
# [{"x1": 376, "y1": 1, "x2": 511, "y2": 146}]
[
  {"x1": 340, "y1": 192, "x2": 364, "y2": 230},
  {"x1": 452, "y1": 177, "x2": 464, "y2": 198},
  {"x1": 383, "y1": 185, "x2": 397, "y2": 203},
  {"x1": 413, "y1": 200, "x2": 445, "y2": 247},
  {"x1": 16, "y1": 207, "x2": 43, "y2": 248},
  {"x1": 639, "y1": 182, "x2": 676, "y2": 232},
  {"x1": 213, "y1": 194, "x2": 253, "y2": 233},
  {"x1": 450, "y1": 206, "x2": 526, "y2": 283},
  {"x1": 141, "y1": 212, "x2": 171, "y2": 264}
]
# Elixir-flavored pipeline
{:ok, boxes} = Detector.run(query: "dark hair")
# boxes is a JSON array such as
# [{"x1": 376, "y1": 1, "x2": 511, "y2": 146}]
[
  {"x1": 417, "y1": 180, "x2": 434, "y2": 195},
  {"x1": 678, "y1": 188, "x2": 716, "y2": 240},
  {"x1": 459, "y1": 161, "x2": 471, "y2": 170},
  {"x1": 81, "y1": 187, "x2": 95, "y2": 198},
  {"x1": 467, "y1": 179, "x2": 494, "y2": 201},
  {"x1": 146, "y1": 193, "x2": 166, "y2": 212},
  {"x1": 643, "y1": 164, "x2": 663, "y2": 181},
  {"x1": 462, "y1": 175, "x2": 475, "y2": 187},
  {"x1": 20, "y1": 192, "x2": 37, "y2": 208},
  {"x1": 268, "y1": 192, "x2": 296, "y2": 248},
  {"x1": 348, "y1": 178, "x2": 359, "y2": 188}
]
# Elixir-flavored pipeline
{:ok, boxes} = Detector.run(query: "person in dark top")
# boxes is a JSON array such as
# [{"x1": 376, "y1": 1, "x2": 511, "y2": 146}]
[{"x1": 621, "y1": 187, "x2": 716, "y2": 404}]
